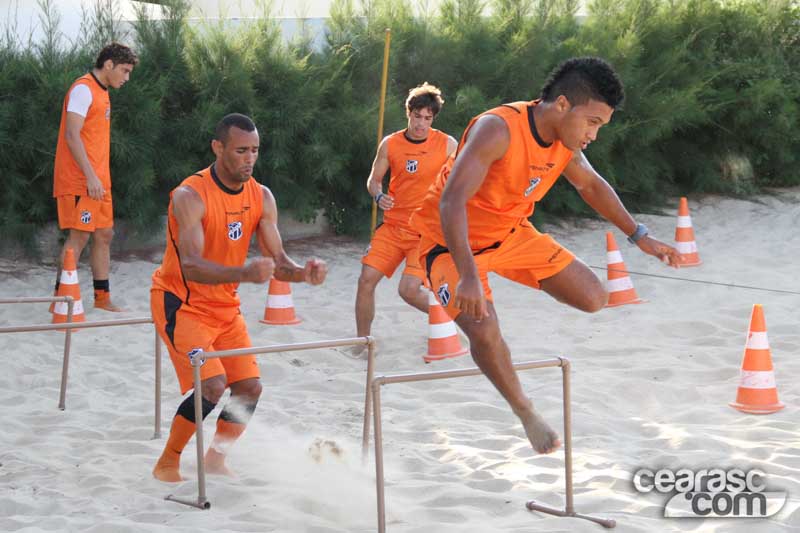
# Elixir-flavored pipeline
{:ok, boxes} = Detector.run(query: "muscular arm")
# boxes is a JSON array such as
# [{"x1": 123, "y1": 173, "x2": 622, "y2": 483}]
[
  {"x1": 64, "y1": 112, "x2": 104, "y2": 200},
  {"x1": 563, "y1": 151, "x2": 681, "y2": 266},
  {"x1": 562, "y1": 151, "x2": 637, "y2": 235},
  {"x1": 440, "y1": 115, "x2": 510, "y2": 318},
  {"x1": 255, "y1": 185, "x2": 326, "y2": 284},
  {"x1": 173, "y1": 186, "x2": 271, "y2": 284}
]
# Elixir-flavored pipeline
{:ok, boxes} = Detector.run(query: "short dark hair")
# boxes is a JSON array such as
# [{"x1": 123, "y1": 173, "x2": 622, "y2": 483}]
[
  {"x1": 95, "y1": 42, "x2": 138, "y2": 69},
  {"x1": 540, "y1": 57, "x2": 624, "y2": 109},
  {"x1": 215, "y1": 113, "x2": 257, "y2": 143},
  {"x1": 405, "y1": 82, "x2": 444, "y2": 116}
]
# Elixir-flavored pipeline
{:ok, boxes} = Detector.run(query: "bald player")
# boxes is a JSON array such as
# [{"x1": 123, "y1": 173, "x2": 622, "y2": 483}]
[{"x1": 151, "y1": 113, "x2": 327, "y2": 482}]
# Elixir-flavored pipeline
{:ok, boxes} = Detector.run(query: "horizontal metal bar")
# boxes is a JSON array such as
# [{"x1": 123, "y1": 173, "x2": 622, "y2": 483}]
[
  {"x1": 0, "y1": 296, "x2": 73, "y2": 305},
  {"x1": 374, "y1": 358, "x2": 565, "y2": 387},
  {"x1": 0, "y1": 317, "x2": 153, "y2": 334},
  {"x1": 203, "y1": 336, "x2": 374, "y2": 359}
]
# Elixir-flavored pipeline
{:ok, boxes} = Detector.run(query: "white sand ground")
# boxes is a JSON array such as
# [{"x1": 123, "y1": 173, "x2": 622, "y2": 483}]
[{"x1": 0, "y1": 189, "x2": 798, "y2": 532}]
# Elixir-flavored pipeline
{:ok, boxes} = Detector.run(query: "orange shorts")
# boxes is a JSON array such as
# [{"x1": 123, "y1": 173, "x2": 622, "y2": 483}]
[
  {"x1": 362, "y1": 222, "x2": 425, "y2": 280},
  {"x1": 419, "y1": 219, "x2": 575, "y2": 319},
  {"x1": 56, "y1": 194, "x2": 114, "y2": 231},
  {"x1": 151, "y1": 289, "x2": 260, "y2": 394}
]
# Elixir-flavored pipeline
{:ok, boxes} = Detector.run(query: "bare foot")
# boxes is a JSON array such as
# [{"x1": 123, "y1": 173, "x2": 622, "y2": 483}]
[
  {"x1": 204, "y1": 448, "x2": 236, "y2": 477},
  {"x1": 152, "y1": 454, "x2": 185, "y2": 482},
  {"x1": 518, "y1": 409, "x2": 561, "y2": 454}
]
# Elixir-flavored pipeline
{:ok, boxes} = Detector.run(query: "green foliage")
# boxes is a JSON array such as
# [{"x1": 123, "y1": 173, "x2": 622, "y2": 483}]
[{"x1": 1, "y1": 0, "x2": 798, "y2": 250}]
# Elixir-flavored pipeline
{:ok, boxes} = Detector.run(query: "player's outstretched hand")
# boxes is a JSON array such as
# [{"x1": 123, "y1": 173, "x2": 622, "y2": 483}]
[
  {"x1": 304, "y1": 258, "x2": 327, "y2": 285},
  {"x1": 244, "y1": 257, "x2": 275, "y2": 283},
  {"x1": 637, "y1": 235, "x2": 681, "y2": 268}
]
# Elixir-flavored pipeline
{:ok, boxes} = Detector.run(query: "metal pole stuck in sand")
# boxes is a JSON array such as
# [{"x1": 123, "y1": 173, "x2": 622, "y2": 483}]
[
  {"x1": 371, "y1": 357, "x2": 616, "y2": 531},
  {"x1": 164, "y1": 336, "x2": 374, "y2": 510}
]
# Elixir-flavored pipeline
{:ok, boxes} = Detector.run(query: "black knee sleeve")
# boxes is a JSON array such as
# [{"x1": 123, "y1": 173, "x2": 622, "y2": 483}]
[{"x1": 175, "y1": 392, "x2": 216, "y2": 423}]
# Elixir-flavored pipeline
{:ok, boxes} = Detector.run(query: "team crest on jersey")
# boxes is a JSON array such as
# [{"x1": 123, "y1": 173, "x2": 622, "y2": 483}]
[
  {"x1": 406, "y1": 159, "x2": 418, "y2": 173},
  {"x1": 524, "y1": 177, "x2": 541, "y2": 197},
  {"x1": 227, "y1": 221, "x2": 243, "y2": 241},
  {"x1": 437, "y1": 283, "x2": 451, "y2": 306},
  {"x1": 80, "y1": 210, "x2": 91, "y2": 224}
]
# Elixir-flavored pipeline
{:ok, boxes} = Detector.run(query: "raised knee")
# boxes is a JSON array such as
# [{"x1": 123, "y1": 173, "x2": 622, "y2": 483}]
[
  {"x1": 397, "y1": 284, "x2": 414, "y2": 302},
  {"x1": 582, "y1": 287, "x2": 608, "y2": 313}
]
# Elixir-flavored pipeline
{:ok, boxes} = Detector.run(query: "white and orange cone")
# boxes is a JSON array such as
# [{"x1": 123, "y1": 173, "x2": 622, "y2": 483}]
[
  {"x1": 730, "y1": 304, "x2": 784, "y2": 414},
  {"x1": 260, "y1": 278, "x2": 302, "y2": 325},
  {"x1": 52, "y1": 248, "x2": 85, "y2": 326},
  {"x1": 423, "y1": 291, "x2": 469, "y2": 363},
  {"x1": 605, "y1": 232, "x2": 643, "y2": 307},
  {"x1": 675, "y1": 197, "x2": 701, "y2": 266}
]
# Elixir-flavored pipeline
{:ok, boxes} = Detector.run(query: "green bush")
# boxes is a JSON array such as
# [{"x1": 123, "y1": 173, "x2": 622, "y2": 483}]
[{"x1": 0, "y1": 0, "x2": 797, "y2": 251}]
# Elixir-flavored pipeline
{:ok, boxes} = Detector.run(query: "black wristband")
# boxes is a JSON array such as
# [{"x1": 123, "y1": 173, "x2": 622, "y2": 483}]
[{"x1": 374, "y1": 193, "x2": 384, "y2": 204}]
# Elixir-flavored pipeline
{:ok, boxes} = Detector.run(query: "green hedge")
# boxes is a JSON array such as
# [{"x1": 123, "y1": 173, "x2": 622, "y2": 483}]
[{"x1": 1, "y1": 0, "x2": 798, "y2": 250}]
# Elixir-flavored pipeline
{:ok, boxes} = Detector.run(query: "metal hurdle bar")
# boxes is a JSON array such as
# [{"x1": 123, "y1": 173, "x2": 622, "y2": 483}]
[
  {"x1": 165, "y1": 335, "x2": 376, "y2": 510},
  {"x1": 370, "y1": 357, "x2": 616, "y2": 531},
  {"x1": 0, "y1": 298, "x2": 163, "y2": 439}
]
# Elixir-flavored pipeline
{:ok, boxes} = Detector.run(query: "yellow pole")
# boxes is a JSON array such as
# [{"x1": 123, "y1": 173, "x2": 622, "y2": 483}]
[{"x1": 371, "y1": 28, "x2": 391, "y2": 237}]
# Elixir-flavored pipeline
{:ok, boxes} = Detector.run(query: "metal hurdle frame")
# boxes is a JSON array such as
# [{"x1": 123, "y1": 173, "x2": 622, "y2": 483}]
[
  {"x1": 165, "y1": 336, "x2": 376, "y2": 510},
  {"x1": 0, "y1": 296, "x2": 163, "y2": 439},
  {"x1": 370, "y1": 357, "x2": 616, "y2": 531}
]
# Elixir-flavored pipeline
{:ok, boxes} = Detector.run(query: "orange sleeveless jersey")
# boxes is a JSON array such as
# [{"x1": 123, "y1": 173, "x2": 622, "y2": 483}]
[
  {"x1": 383, "y1": 128, "x2": 450, "y2": 230},
  {"x1": 53, "y1": 73, "x2": 111, "y2": 196},
  {"x1": 151, "y1": 166, "x2": 265, "y2": 322},
  {"x1": 410, "y1": 101, "x2": 574, "y2": 249}
]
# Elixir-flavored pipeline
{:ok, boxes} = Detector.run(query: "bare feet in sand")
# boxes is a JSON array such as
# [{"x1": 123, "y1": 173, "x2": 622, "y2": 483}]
[{"x1": 517, "y1": 407, "x2": 561, "y2": 454}]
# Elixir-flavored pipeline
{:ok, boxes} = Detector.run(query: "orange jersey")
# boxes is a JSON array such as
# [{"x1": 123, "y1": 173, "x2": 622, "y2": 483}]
[
  {"x1": 151, "y1": 166, "x2": 264, "y2": 322},
  {"x1": 411, "y1": 101, "x2": 574, "y2": 249},
  {"x1": 53, "y1": 73, "x2": 111, "y2": 196},
  {"x1": 383, "y1": 128, "x2": 450, "y2": 230}
]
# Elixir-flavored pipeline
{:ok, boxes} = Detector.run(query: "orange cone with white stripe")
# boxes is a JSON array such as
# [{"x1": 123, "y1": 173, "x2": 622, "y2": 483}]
[
  {"x1": 605, "y1": 232, "x2": 643, "y2": 307},
  {"x1": 730, "y1": 304, "x2": 784, "y2": 414},
  {"x1": 423, "y1": 291, "x2": 469, "y2": 363},
  {"x1": 260, "y1": 278, "x2": 301, "y2": 325},
  {"x1": 674, "y1": 197, "x2": 701, "y2": 266},
  {"x1": 52, "y1": 248, "x2": 85, "y2": 326}
]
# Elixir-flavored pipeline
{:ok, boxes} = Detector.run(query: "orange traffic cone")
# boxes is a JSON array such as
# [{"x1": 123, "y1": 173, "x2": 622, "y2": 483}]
[
  {"x1": 675, "y1": 197, "x2": 701, "y2": 266},
  {"x1": 423, "y1": 291, "x2": 469, "y2": 363},
  {"x1": 605, "y1": 232, "x2": 643, "y2": 307},
  {"x1": 730, "y1": 304, "x2": 784, "y2": 414},
  {"x1": 260, "y1": 278, "x2": 302, "y2": 325},
  {"x1": 52, "y1": 248, "x2": 85, "y2": 326}
]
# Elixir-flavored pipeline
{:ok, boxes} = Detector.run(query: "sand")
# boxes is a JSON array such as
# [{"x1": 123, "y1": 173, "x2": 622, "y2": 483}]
[{"x1": 1, "y1": 189, "x2": 798, "y2": 532}]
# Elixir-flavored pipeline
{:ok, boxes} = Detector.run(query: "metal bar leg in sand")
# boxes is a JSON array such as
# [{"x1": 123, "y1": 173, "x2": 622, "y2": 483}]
[
  {"x1": 361, "y1": 336, "x2": 375, "y2": 460},
  {"x1": 372, "y1": 378, "x2": 386, "y2": 533},
  {"x1": 58, "y1": 297, "x2": 74, "y2": 410},
  {"x1": 165, "y1": 353, "x2": 210, "y2": 509},
  {"x1": 525, "y1": 358, "x2": 616, "y2": 528}
]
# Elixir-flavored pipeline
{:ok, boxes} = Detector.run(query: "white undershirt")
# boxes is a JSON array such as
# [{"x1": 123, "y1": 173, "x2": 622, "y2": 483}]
[{"x1": 66, "y1": 84, "x2": 93, "y2": 117}]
